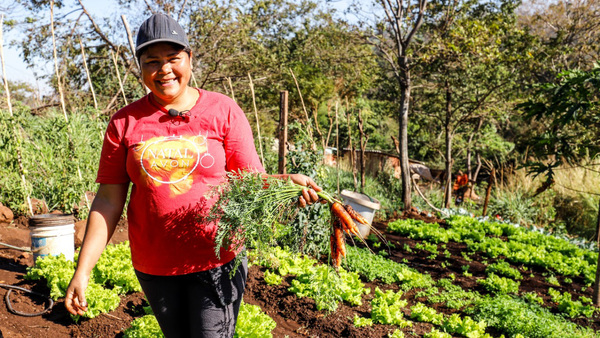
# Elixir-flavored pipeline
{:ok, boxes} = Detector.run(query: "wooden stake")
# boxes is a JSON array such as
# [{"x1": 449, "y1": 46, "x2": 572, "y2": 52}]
[
  {"x1": 289, "y1": 68, "x2": 316, "y2": 150},
  {"x1": 110, "y1": 50, "x2": 128, "y2": 105},
  {"x1": 50, "y1": 0, "x2": 68, "y2": 122},
  {"x1": 278, "y1": 91, "x2": 289, "y2": 175},
  {"x1": 0, "y1": 15, "x2": 33, "y2": 215},
  {"x1": 79, "y1": 37, "x2": 98, "y2": 109},
  {"x1": 247, "y1": 73, "x2": 264, "y2": 166}
]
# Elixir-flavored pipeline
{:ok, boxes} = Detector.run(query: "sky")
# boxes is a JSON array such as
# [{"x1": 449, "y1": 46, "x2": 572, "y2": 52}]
[
  {"x1": 1, "y1": 0, "x2": 355, "y2": 95},
  {"x1": 1, "y1": 0, "x2": 124, "y2": 93}
]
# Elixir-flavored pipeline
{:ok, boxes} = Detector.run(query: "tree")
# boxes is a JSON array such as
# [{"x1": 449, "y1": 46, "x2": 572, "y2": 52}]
[
  {"x1": 370, "y1": 0, "x2": 428, "y2": 211},
  {"x1": 416, "y1": 0, "x2": 528, "y2": 207},
  {"x1": 518, "y1": 0, "x2": 600, "y2": 72}
]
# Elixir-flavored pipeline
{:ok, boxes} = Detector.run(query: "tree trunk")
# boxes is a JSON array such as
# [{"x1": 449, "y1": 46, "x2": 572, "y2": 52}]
[
  {"x1": 593, "y1": 198, "x2": 600, "y2": 305},
  {"x1": 398, "y1": 58, "x2": 412, "y2": 210},
  {"x1": 473, "y1": 152, "x2": 482, "y2": 183},
  {"x1": 482, "y1": 168, "x2": 495, "y2": 217},
  {"x1": 466, "y1": 117, "x2": 483, "y2": 181},
  {"x1": 443, "y1": 83, "x2": 453, "y2": 209}
]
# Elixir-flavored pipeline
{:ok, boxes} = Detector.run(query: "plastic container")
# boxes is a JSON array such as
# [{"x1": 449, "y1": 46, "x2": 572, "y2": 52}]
[
  {"x1": 29, "y1": 214, "x2": 75, "y2": 262},
  {"x1": 340, "y1": 190, "x2": 380, "y2": 239}
]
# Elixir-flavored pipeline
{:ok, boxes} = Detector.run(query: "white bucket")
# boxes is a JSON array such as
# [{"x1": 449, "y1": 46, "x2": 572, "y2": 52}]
[
  {"x1": 29, "y1": 214, "x2": 75, "y2": 262},
  {"x1": 340, "y1": 190, "x2": 381, "y2": 239}
]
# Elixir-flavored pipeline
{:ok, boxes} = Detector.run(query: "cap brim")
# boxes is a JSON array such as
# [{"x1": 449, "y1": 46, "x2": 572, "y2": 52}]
[{"x1": 136, "y1": 39, "x2": 189, "y2": 57}]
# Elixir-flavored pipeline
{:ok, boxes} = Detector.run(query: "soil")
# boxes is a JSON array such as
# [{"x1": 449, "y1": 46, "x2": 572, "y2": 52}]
[{"x1": 0, "y1": 209, "x2": 598, "y2": 337}]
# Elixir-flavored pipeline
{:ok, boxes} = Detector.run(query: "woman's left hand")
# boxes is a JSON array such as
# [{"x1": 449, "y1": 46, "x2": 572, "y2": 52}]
[{"x1": 287, "y1": 174, "x2": 322, "y2": 208}]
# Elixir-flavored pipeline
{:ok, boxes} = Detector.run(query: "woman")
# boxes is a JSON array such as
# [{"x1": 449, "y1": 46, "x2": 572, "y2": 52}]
[{"x1": 65, "y1": 13, "x2": 321, "y2": 337}]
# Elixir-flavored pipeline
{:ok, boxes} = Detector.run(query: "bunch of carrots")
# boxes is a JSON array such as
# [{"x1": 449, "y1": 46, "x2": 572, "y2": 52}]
[
  {"x1": 329, "y1": 202, "x2": 369, "y2": 267},
  {"x1": 205, "y1": 171, "x2": 375, "y2": 269}
]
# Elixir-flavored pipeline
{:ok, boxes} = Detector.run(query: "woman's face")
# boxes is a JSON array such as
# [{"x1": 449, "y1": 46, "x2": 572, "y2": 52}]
[{"x1": 140, "y1": 42, "x2": 192, "y2": 106}]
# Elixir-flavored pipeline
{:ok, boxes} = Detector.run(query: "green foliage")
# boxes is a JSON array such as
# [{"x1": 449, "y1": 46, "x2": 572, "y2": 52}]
[
  {"x1": 522, "y1": 292, "x2": 544, "y2": 306},
  {"x1": 487, "y1": 190, "x2": 538, "y2": 227},
  {"x1": 440, "y1": 313, "x2": 489, "y2": 338},
  {"x1": 25, "y1": 242, "x2": 141, "y2": 320},
  {"x1": 263, "y1": 270, "x2": 283, "y2": 285},
  {"x1": 519, "y1": 64, "x2": 600, "y2": 176},
  {"x1": 124, "y1": 315, "x2": 164, "y2": 338},
  {"x1": 409, "y1": 302, "x2": 444, "y2": 325},
  {"x1": 427, "y1": 282, "x2": 482, "y2": 310},
  {"x1": 234, "y1": 302, "x2": 277, "y2": 338},
  {"x1": 343, "y1": 246, "x2": 434, "y2": 290},
  {"x1": 24, "y1": 254, "x2": 75, "y2": 299},
  {"x1": 73, "y1": 283, "x2": 121, "y2": 320},
  {"x1": 388, "y1": 329, "x2": 405, "y2": 338},
  {"x1": 353, "y1": 315, "x2": 373, "y2": 328},
  {"x1": 485, "y1": 260, "x2": 522, "y2": 280},
  {"x1": 548, "y1": 288, "x2": 596, "y2": 318},
  {"x1": 370, "y1": 288, "x2": 412, "y2": 327},
  {"x1": 289, "y1": 265, "x2": 368, "y2": 312},
  {"x1": 477, "y1": 273, "x2": 520, "y2": 295},
  {"x1": 387, "y1": 219, "x2": 448, "y2": 243},
  {"x1": 424, "y1": 329, "x2": 451, "y2": 338},
  {"x1": 92, "y1": 241, "x2": 141, "y2": 294},
  {"x1": 468, "y1": 295, "x2": 597, "y2": 338},
  {"x1": 0, "y1": 108, "x2": 104, "y2": 215}
]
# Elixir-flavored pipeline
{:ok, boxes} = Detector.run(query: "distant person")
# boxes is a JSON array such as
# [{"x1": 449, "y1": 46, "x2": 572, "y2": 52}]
[
  {"x1": 453, "y1": 171, "x2": 469, "y2": 204},
  {"x1": 64, "y1": 13, "x2": 321, "y2": 337}
]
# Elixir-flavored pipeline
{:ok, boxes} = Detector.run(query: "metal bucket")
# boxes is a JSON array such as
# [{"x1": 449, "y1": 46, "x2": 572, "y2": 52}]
[{"x1": 29, "y1": 214, "x2": 75, "y2": 262}]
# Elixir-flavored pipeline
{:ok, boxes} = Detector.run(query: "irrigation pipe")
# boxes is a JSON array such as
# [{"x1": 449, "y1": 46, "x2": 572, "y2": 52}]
[
  {"x1": 0, "y1": 242, "x2": 31, "y2": 252},
  {"x1": 411, "y1": 176, "x2": 448, "y2": 217},
  {"x1": 0, "y1": 284, "x2": 54, "y2": 317}
]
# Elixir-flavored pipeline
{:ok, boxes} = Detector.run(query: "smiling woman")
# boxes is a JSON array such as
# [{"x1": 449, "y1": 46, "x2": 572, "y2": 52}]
[{"x1": 63, "y1": 12, "x2": 321, "y2": 338}]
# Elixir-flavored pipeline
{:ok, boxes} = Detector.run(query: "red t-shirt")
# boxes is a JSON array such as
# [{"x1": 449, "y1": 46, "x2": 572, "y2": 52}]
[{"x1": 96, "y1": 89, "x2": 264, "y2": 275}]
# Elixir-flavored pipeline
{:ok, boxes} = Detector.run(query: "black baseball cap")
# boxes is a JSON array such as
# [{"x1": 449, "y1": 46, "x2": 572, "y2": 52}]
[{"x1": 135, "y1": 13, "x2": 190, "y2": 58}]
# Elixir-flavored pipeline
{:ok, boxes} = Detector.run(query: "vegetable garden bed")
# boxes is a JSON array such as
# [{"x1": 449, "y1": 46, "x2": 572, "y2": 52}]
[{"x1": 1, "y1": 209, "x2": 599, "y2": 337}]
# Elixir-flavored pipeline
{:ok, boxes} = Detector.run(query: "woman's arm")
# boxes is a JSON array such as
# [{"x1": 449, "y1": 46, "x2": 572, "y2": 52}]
[{"x1": 64, "y1": 183, "x2": 129, "y2": 316}]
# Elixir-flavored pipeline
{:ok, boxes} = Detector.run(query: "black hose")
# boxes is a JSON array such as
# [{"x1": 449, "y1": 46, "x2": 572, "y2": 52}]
[{"x1": 0, "y1": 283, "x2": 54, "y2": 317}]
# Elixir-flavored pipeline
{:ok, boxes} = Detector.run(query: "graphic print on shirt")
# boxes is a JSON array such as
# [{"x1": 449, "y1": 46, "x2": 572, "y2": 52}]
[{"x1": 133, "y1": 133, "x2": 214, "y2": 196}]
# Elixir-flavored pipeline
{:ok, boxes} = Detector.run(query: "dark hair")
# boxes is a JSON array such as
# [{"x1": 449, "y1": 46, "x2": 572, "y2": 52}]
[{"x1": 137, "y1": 42, "x2": 192, "y2": 64}]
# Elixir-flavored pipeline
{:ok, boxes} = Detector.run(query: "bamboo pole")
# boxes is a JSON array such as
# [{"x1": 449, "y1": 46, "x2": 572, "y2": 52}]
[
  {"x1": 191, "y1": 71, "x2": 199, "y2": 88},
  {"x1": 278, "y1": 91, "x2": 289, "y2": 175},
  {"x1": 50, "y1": 0, "x2": 69, "y2": 122},
  {"x1": 346, "y1": 98, "x2": 358, "y2": 190},
  {"x1": 335, "y1": 101, "x2": 340, "y2": 195},
  {"x1": 289, "y1": 68, "x2": 316, "y2": 150},
  {"x1": 0, "y1": 15, "x2": 33, "y2": 215},
  {"x1": 110, "y1": 50, "x2": 128, "y2": 105},
  {"x1": 79, "y1": 37, "x2": 98, "y2": 109},
  {"x1": 227, "y1": 77, "x2": 236, "y2": 102},
  {"x1": 247, "y1": 73, "x2": 264, "y2": 166},
  {"x1": 121, "y1": 15, "x2": 149, "y2": 94}
]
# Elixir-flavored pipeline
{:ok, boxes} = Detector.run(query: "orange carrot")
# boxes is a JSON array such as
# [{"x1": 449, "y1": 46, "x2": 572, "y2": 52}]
[
  {"x1": 330, "y1": 230, "x2": 339, "y2": 267},
  {"x1": 343, "y1": 204, "x2": 369, "y2": 225},
  {"x1": 334, "y1": 219, "x2": 346, "y2": 258},
  {"x1": 331, "y1": 202, "x2": 356, "y2": 235}
]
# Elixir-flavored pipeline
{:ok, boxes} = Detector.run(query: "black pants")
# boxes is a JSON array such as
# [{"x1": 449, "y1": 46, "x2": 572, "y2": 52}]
[{"x1": 135, "y1": 256, "x2": 247, "y2": 338}]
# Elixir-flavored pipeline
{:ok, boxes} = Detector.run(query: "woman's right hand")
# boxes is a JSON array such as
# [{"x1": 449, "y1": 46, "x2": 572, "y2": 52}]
[{"x1": 64, "y1": 273, "x2": 89, "y2": 316}]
